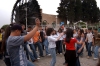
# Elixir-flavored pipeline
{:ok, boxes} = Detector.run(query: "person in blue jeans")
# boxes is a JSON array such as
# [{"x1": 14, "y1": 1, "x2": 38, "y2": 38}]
[
  {"x1": 93, "y1": 28, "x2": 100, "y2": 60},
  {"x1": 6, "y1": 18, "x2": 40, "y2": 66},
  {"x1": 85, "y1": 28, "x2": 94, "y2": 59},
  {"x1": 46, "y1": 28, "x2": 63, "y2": 66},
  {"x1": 76, "y1": 29, "x2": 85, "y2": 66}
]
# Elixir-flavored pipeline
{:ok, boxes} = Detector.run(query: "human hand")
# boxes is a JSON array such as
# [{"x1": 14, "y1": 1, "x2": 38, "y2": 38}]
[
  {"x1": 35, "y1": 18, "x2": 40, "y2": 27},
  {"x1": 77, "y1": 49, "x2": 81, "y2": 53}
]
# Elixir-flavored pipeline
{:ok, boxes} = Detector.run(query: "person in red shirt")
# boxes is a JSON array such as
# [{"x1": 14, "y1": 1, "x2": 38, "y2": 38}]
[{"x1": 64, "y1": 28, "x2": 83, "y2": 66}]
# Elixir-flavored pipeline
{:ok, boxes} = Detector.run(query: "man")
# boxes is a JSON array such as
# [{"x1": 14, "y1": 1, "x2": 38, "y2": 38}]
[
  {"x1": 85, "y1": 28, "x2": 94, "y2": 59},
  {"x1": 93, "y1": 28, "x2": 100, "y2": 60},
  {"x1": 32, "y1": 27, "x2": 44, "y2": 57},
  {"x1": 7, "y1": 18, "x2": 40, "y2": 66}
]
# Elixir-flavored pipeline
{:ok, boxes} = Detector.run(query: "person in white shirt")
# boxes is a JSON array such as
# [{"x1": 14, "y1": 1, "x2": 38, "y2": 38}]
[
  {"x1": 85, "y1": 28, "x2": 94, "y2": 59},
  {"x1": 56, "y1": 29, "x2": 63, "y2": 54},
  {"x1": 46, "y1": 28, "x2": 63, "y2": 66}
]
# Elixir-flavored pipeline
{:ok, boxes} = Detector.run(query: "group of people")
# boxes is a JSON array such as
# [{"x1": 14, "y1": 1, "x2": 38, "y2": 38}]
[{"x1": 0, "y1": 18, "x2": 100, "y2": 66}]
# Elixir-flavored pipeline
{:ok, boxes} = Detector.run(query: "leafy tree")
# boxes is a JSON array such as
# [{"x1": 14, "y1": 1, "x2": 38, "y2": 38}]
[{"x1": 1, "y1": 24, "x2": 9, "y2": 30}]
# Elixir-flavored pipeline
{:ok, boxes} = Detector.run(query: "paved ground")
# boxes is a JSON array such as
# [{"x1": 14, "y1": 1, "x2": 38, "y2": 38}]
[{"x1": 0, "y1": 50, "x2": 98, "y2": 66}]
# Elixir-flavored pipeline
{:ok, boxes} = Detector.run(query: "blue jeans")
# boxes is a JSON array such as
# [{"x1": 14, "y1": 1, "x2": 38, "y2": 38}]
[
  {"x1": 26, "y1": 44, "x2": 36, "y2": 61},
  {"x1": 29, "y1": 44, "x2": 38, "y2": 59},
  {"x1": 87, "y1": 42, "x2": 92, "y2": 56},
  {"x1": 27, "y1": 60, "x2": 35, "y2": 66},
  {"x1": 49, "y1": 48, "x2": 56, "y2": 66},
  {"x1": 34, "y1": 42, "x2": 43, "y2": 56},
  {"x1": 43, "y1": 39, "x2": 49, "y2": 55},
  {"x1": 94, "y1": 46, "x2": 100, "y2": 58}
]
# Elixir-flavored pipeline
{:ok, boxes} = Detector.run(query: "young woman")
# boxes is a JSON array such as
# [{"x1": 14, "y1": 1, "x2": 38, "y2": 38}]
[
  {"x1": 46, "y1": 28, "x2": 63, "y2": 66},
  {"x1": 1, "y1": 26, "x2": 11, "y2": 66},
  {"x1": 76, "y1": 29, "x2": 85, "y2": 66},
  {"x1": 64, "y1": 28, "x2": 83, "y2": 66}
]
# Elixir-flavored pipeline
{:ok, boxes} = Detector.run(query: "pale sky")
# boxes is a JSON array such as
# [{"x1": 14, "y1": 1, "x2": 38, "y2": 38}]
[{"x1": 0, "y1": 0, "x2": 100, "y2": 28}]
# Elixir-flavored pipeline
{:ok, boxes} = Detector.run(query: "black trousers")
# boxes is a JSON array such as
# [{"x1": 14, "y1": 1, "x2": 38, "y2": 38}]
[{"x1": 65, "y1": 50, "x2": 76, "y2": 66}]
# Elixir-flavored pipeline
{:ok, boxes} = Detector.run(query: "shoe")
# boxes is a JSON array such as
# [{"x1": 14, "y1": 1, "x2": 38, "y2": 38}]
[
  {"x1": 37, "y1": 58, "x2": 40, "y2": 60},
  {"x1": 87, "y1": 56, "x2": 90, "y2": 59},
  {"x1": 40, "y1": 56, "x2": 44, "y2": 57},
  {"x1": 60, "y1": 53, "x2": 63, "y2": 55},
  {"x1": 93, "y1": 58, "x2": 98, "y2": 60},
  {"x1": 47, "y1": 54, "x2": 51, "y2": 56}
]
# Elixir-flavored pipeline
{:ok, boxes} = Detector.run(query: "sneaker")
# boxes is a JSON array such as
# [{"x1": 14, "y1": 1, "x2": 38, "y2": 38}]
[
  {"x1": 93, "y1": 58, "x2": 98, "y2": 60},
  {"x1": 37, "y1": 58, "x2": 40, "y2": 60},
  {"x1": 47, "y1": 54, "x2": 51, "y2": 56},
  {"x1": 60, "y1": 53, "x2": 63, "y2": 55},
  {"x1": 87, "y1": 56, "x2": 90, "y2": 59}
]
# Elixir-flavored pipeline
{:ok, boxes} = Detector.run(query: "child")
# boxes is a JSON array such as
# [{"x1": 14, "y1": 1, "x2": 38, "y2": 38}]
[
  {"x1": 46, "y1": 28, "x2": 63, "y2": 66},
  {"x1": 7, "y1": 18, "x2": 40, "y2": 66}
]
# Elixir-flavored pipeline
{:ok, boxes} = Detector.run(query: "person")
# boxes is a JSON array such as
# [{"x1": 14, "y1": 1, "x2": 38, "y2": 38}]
[
  {"x1": 0, "y1": 29, "x2": 3, "y2": 60},
  {"x1": 64, "y1": 28, "x2": 83, "y2": 66},
  {"x1": 32, "y1": 27, "x2": 44, "y2": 57},
  {"x1": 46, "y1": 28, "x2": 63, "y2": 66},
  {"x1": 26, "y1": 26, "x2": 39, "y2": 62},
  {"x1": 56, "y1": 28, "x2": 63, "y2": 54},
  {"x1": 93, "y1": 28, "x2": 100, "y2": 60},
  {"x1": 85, "y1": 28, "x2": 94, "y2": 59},
  {"x1": 1, "y1": 25, "x2": 11, "y2": 66},
  {"x1": 7, "y1": 18, "x2": 40, "y2": 66},
  {"x1": 76, "y1": 29, "x2": 85, "y2": 66}
]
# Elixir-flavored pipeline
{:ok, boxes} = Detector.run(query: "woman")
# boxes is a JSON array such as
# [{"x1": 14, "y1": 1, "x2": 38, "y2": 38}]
[
  {"x1": 64, "y1": 28, "x2": 83, "y2": 66},
  {"x1": 1, "y1": 26, "x2": 11, "y2": 66},
  {"x1": 46, "y1": 28, "x2": 63, "y2": 66},
  {"x1": 76, "y1": 29, "x2": 85, "y2": 66}
]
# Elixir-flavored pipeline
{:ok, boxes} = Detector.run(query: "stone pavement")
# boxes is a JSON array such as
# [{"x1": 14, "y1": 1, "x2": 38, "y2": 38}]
[{"x1": 0, "y1": 51, "x2": 98, "y2": 66}]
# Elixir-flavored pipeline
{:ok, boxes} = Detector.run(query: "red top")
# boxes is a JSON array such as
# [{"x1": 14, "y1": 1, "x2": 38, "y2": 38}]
[{"x1": 65, "y1": 38, "x2": 77, "y2": 50}]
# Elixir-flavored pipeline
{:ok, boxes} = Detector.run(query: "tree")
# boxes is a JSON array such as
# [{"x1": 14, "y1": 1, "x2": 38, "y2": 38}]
[
  {"x1": 57, "y1": 0, "x2": 67, "y2": 21},
  {"x1": 74, "y1": 0, "x2": 82, "y2": 22},
  {"x1": 82, "y1": 0, "x2": 99, "y2": 23},
  {"x1": 1, "y1": 24, "x2": 9, "y2": 30}
]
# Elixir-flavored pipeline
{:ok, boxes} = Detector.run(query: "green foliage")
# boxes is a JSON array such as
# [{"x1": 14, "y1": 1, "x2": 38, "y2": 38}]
[
  {"x1": 1, "y1": 24, "x2": 9, "y2": 30},
  {"x1": 57, "y1": 0, "x2": 100, "y2": 24}
]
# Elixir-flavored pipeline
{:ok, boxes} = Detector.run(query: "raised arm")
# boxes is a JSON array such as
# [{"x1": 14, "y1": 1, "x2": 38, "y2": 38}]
[{"x1": 24, "y1": 18, "x2": 40, "y2": 42}]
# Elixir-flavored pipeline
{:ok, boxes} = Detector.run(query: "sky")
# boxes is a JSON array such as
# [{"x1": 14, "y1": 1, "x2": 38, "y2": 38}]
[{"x1": 0, "y1": 0, "x2": 100, "y2": 28}]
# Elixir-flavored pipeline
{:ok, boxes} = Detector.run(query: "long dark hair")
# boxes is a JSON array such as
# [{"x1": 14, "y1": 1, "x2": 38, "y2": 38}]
[
  {"x1": 1, "y1": 25, "x2": 11, "y2": 52},
  {"x1": 66, "y1": 28, "x2": 73, "y2": 43}
]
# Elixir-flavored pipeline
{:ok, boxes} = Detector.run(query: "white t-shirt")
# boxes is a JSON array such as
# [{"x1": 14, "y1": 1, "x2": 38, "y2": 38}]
[
  {"x1": 47, "y1": 35, "x2": 57, "y2": 48},
  {"x1": 27, "y1": 32, "x2": 33, "y2": 44},
  {"x1": 57, "y1": 32, "x2": 63, "y2": 40},
  {"x1": 87, "y1": 32, "x2": 93, "y2": 43}
]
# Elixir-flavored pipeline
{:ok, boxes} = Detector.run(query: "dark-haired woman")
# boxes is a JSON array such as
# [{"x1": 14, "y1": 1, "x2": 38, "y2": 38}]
[
  {"x1": 46, "y1": 28, "x2": 63, "y2": 66},
  {"x1": 76, "y1": 29, "x2": 85, "y2": 66},
  {"x1": 1, "y1": 26, "x2": 11, "y2": 66},
  {"x1": 64, "y1": 28, "x2": 83, "y2": 66}
]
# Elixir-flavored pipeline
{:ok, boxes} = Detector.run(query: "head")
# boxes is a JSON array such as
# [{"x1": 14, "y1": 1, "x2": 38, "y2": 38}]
[
  {"x1": 88, "y1": 28, "x2": 92, "y2": 33},
  {"x1": 58, "y1": 28, "x2": 63, "y2": 33},
  {"x1": 46, "y1": 28, "x2": 54, "y2": 36},
  {"x1": 78, "y1": 29, "x2": 84, "y2": 36},
  {"x1": 11, "y1": 24, "x2": 22, "y2": 36},
  {"x1": 93, "y1": 28, "x2": 98, "y2": 33},
  {"x1": 65, "y1": 28, "x2": 73, "y2": 43},
  {"x1": 27, "y1": 26, "x2": 32, "y2": 32},
  {"x1": 21, "y1": 24, "x2": 25, "y2": 30},
  {"x1": 73, "y1": 29, "x2": 77, "y2": 34}
]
